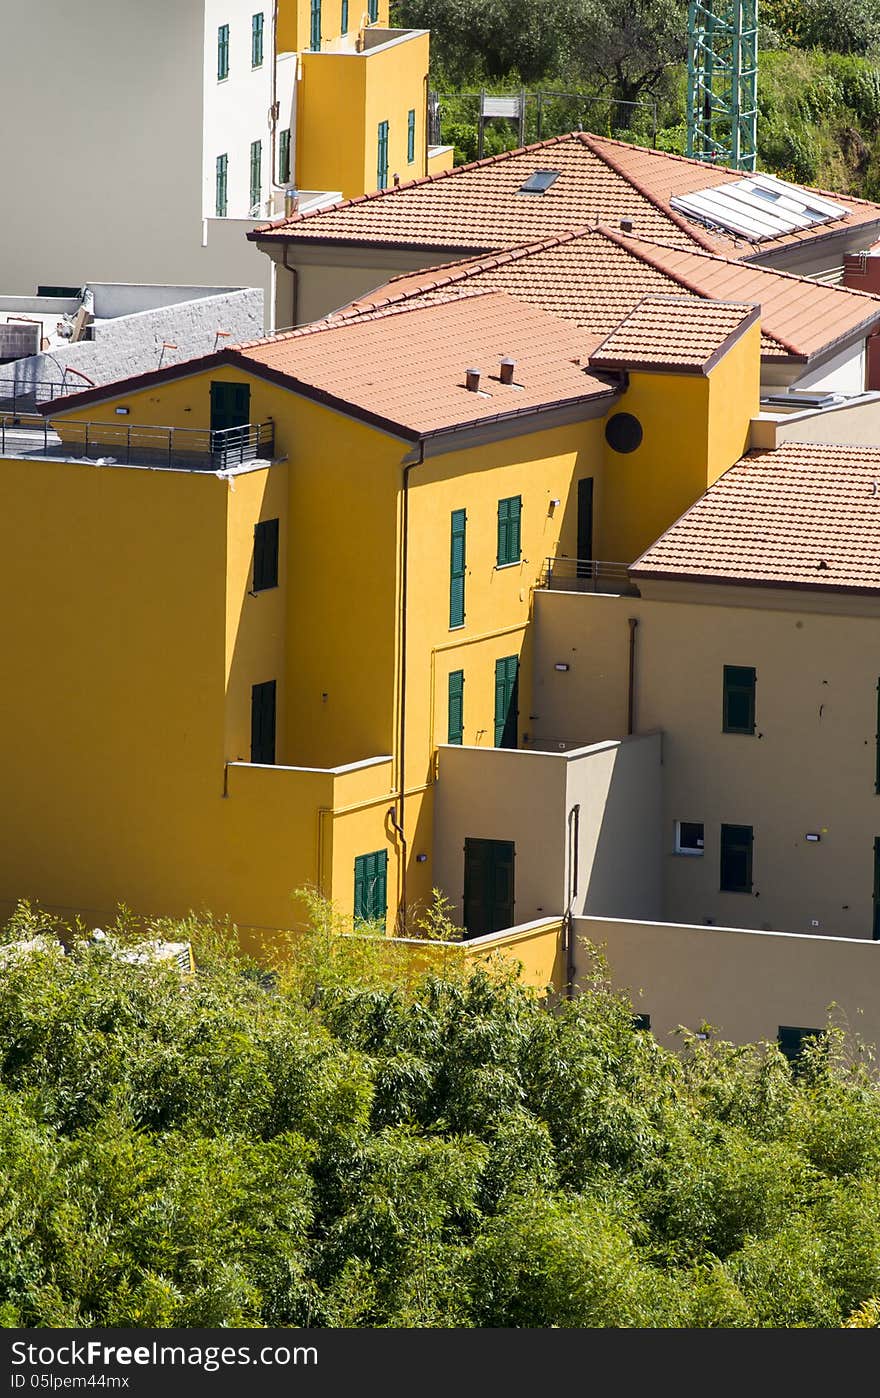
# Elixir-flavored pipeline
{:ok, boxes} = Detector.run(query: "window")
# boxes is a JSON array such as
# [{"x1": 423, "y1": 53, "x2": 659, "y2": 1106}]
[
  {"x1": 449, "y1": 508, "x2": 466, "y2": 628},
  {"x1": 251, "y1": 680, "x2": 276, "y2": 764},
  {"x1": 377, "y1": 120, "x2": 389, "y2": 190},
  {"x1": 249, "y1": 139, "x2": 262, "y2": 212},
  {"x1": 215, "y1": 154, "x2": 228, "y2": 217},
  {"x1": 496, "y1": 495, "x2": 522, "y2": 567},
  {"x1": 252, "y1": 12, "x2": 264, "y2": 66},
  {"x1": 217, "y1": 23, "x2": 229, "y2": 79},
  {"x1": 720, "y1": 823, "x2": 753, "y2": 893},
  {"x1": 253, "y1": 518, "x2": 279, "y2": 592},
  {"x1": 341, "y1": 0, "x2": 349, "y2": 33},
  {"x1": 463, "y1": 838, "x2": 514, "y2": 938},
  {"x1": 310, "y1": 0, "x2": 321, "y2": 51},
  {"x1": 632, "y1": 1014, "x2": 651, "y2": 1031},
  {"x1": 407, "y1": 108, "x2": 416, "y2": 163},
  {"x1": 354, "y1": 849, "x2": 388, "y2": 926},
  {"x1": 279, "y1": 128, "x2": 291, "y2": 184},
  {"x1": 723, "y1": 664, "x2": 756, "y2": 734},
  {"x1": 494, "y1": 655, "x2": 519, "y2": 749},
  {"x1": 368, "y1": 0, "x2": 379, "y2": 19},
  {"x1": 675, "y1": 821, "x2": 704, "y2": 856},
  {"x1": 448, "y1": 670, "x2": 464, "y2": 745},
  {"x1": 518, "y1": 170, "x2": 561, "y2": 193},
  {"x1": 778, "y1": 1026, "x2": 822, "y2": 1069}
]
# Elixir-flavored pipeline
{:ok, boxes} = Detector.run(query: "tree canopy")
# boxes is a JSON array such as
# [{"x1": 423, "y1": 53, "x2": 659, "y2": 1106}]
[{"x1": 1, "y1": 899, "x2": 880, "y2": 1327}]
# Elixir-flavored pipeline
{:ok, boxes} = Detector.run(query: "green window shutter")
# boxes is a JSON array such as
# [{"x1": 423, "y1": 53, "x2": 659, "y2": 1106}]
[
  {"x1": 218, "y1": 24, "x2": 229, "y2": 79},
  {"x1": 496, "y1": 495, "x2": 522, "y2": 566},
  {"x1": 369, "y1": 0, "x2": 379, "y2": 19},
  {"x1": 253, "y1": 518, "x2": 279, "y2": 592},
  {"x1": 354, "y1": 850, "x2": 387, "y2": 927},
  {"x1": 250, "y1": 680, "x2": 276, "y2": 764},
  {"x1": 341, "y1": 0, "x2": 349, "y2": 33},
  {"x1": 377, "y1": 120, "x2": 389, "y2": 190},
  {"x1": 449, "y1": 508, "x2": 466, "y2": 628},
  {"x1": 215, "y1": 154, "x2": 228, "y2": 217},
  {"x1": 722, "y1": 664, "x2": 756, "y2": 734},
  {"x1": 250, "y1": 140, "x2": 262, "y2": 211},
  {"x1": 279, "y1": 128, "x2": 291, "y2": 183},
  {"x1": 494, "y1": 655, "x2": 519, "y2": 748},
  {"x1": 252, "y1": 12, "x2": 264, "y2": 66},
  {"x1": 407, "y1": 108, "x2": 416, "y2": 163},
  {"x1": 448, "y1": 670, "x2": 464, "y2": 744},
  {"x1": 720, "y1": 823, "x2": 753, "y2": 892},
  {"x1": 310, "y1": 0, "x2": 321, "y2": 50}
]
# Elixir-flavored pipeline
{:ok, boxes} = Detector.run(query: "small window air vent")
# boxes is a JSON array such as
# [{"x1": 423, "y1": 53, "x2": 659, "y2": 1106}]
[{"x1": 519, "y1": 170, "x2": 561, "y2": 194}]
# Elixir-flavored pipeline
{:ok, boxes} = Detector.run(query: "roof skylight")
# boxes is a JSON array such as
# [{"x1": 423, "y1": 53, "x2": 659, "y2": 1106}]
[
  {"x1": 670, "y1": 173, "x2": 848, "y2": 242},
  {"x1": 519, "y1": 170, "x2": 561, "y2": 194}
]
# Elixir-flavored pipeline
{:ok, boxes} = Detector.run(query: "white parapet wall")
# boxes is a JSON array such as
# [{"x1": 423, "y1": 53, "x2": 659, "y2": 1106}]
[{"x1": 575, "y1": 913, "x2": 880, "y2": 1053}]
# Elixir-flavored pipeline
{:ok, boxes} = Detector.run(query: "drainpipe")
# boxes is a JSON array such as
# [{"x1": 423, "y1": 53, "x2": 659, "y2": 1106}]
[
  {"x1": 395, "y1": 440, "x2": 425, "y2": 928},
  {"x1": 627, "y1": 616, "x2": 639, "y2": 736},
  {"x1": 282, "y1": 243, "x2": 299, "y2": 327},
  {"x1": 564, "y1": 802, "x2": 580, "y2": 998}
]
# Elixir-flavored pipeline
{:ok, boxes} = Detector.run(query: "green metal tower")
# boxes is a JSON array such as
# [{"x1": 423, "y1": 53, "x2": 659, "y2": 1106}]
[{"x1": 687, "y1": 0, "x2": 758, "y2": 171}]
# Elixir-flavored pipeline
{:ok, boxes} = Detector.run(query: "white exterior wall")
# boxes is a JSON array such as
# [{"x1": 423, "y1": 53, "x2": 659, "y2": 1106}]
[
  {"x1": 796, "y1": 338, "x2": 867, "y2": 393},
  {"x1": 0, "y1": 1, "x2": 285, "y2": 326}
]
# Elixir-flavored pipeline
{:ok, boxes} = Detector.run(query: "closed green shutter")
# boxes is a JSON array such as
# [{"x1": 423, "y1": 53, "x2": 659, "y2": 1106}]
[
  {"x1": 407, "y1": 108, "x2": 416, "y2": 163},
  {"x1": 251, "y1": 680, "x2": 276, "y2": 764},
  {"x1": 497, "y1": 495, "x2": 522, "y2": 566},
  {"x1": 377, "y1": 120, "x2": 389, "y2": 190},
  {"x1": 720, "y1": 823, "x2": 753, "y2": 892},
  {"x1": 723, "y1": 665, "x2": 756, "y2": 734},
  {"x1": 341, "y1": 0, "x2": 349, "y2": 33},
  {"x1": 368, "y1": 0, "x2": 379, "y2": 19},
  {"x1": 354, "y1": 850, "x2": 388, "y2": 926},
  {"x1": 449, "y1": 508, "x2": 466, "y2": 628},
  {"x1": 252, "y1": 12, "x2": 264, "y2": 66},
  {"x1": 310, "y1": 0, "x2": 321, "y2": 50},
  {"x1": 494, "y1": 655, "x2": 519, "y2": 748},
  {"x1": 253, "y1": 518, "x2": 279, "y2": 592},
  {"x1": 217, "y1": 24, "x2": 229, "y2": 79},
  {"x1": 279, "y1": 128, "x2": 291, "y2": 183},
  {"x1": 448, "y1": 670, "x2": 464, "y2": 744},
  {"x1": 215, "y1": 154, "x2": 228, "y2": 217},
  {"x1": 250, "y1": 140, "x2": 262, "y2": 212}
]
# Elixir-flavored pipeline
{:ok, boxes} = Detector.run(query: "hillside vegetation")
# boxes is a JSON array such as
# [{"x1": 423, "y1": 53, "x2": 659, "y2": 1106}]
[
  {"x1": 392, "y1": 0, "x2": 880, "y2": 197},
  {"x1": 2, "y1": 899, "x2": 880, "y2": 1328}
]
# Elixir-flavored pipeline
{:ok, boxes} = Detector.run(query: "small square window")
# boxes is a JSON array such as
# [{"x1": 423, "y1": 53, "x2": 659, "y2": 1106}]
[{"x1": 675, "y1": 821, "x2": 704, "y2": 856}]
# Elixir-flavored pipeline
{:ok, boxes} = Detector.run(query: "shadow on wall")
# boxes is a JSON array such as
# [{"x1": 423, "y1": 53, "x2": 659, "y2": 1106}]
[{"x1": 574, "y1": 733, "x2": 663, "y2": 921}]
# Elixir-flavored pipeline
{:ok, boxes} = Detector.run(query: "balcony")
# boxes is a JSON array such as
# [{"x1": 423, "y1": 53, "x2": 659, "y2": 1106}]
[
  {"x1": 540, "y1": 557, "x2": 639, "y2": 596},
  {"x1": 0, "y1": 415, "x2": 276, "y2": 472}
]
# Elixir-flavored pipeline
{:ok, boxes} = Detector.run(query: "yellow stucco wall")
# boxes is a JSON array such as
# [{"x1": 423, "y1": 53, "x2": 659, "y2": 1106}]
[
  {"x1": 381, "y1": 917, "x2": 566, "y2": 992},
  {"x1": 277, "y1": 1, "x2": 391, "y2": 55},
  {"x1": 298, "y1": 29, "x2": 429, "y2": 196}
]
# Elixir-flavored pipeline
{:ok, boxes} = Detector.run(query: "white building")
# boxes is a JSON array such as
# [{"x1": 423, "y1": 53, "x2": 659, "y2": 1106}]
[{"x1": 0, "y1": 1, "x2": 339, "y2": 327}]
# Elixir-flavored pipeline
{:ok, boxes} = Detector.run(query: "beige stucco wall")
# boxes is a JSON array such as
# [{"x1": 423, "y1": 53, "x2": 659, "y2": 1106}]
[
  {"x1": 533, "y1": 586, "x2": 880, "y2": 939},
  {"x1": 577, "y1": 914, "x2": 880, "y2": 1053},
  {"x1": 432, "y1": 735, "x2": 662, "y2": 929}
]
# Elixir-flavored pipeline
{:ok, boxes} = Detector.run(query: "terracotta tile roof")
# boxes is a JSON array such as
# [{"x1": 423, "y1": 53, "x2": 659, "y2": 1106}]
[
  {"x1": 250, "y1": 131, "x2": 880, "y2": 262},
  {"x1": 587, "y1": 294, "x2": 758, "y2": 373},
  {"x1": 234, "y1": 291, "x2": 615, "y2": 438},
  {"x1": 631, "y1": 442, "x2": 880, "y2": 594},
  {"x1": 342, "y1": 226, "x2": 880, "y2": 363}
]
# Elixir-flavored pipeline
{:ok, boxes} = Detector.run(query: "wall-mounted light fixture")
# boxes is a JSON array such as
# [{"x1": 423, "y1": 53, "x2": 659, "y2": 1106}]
[
  {"x1": 805, "y1": 832, "x2": 821, "y2": 842},
  {"x1": 416, "y1": 853, "x2": 427, "y2": 863},
  {"x1": 554, "y1": 662, "x2": 569, "y2": 672},
  {"x1": 115, "y1": 406, "x2": 130, "y2": 416}
]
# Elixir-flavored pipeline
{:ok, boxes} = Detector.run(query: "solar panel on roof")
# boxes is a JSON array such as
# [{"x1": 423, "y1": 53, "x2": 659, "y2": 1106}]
[
  {"x1": 519, "y1": 170, "x2": 561, "y2": 194},
  {"x1": 671, "y1": 174, "x2": 848, "y2": 243}
]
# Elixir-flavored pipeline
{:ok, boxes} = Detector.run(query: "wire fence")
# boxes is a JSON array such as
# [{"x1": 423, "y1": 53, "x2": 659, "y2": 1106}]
[{"x1": 429, "y1": 90, "x2": 660, "y2": 159}]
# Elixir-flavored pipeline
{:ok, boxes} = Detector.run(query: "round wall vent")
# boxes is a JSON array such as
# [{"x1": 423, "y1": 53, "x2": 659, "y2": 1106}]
[{"x1": 605, "y1": 412, "x2": 643, "y2": 454}]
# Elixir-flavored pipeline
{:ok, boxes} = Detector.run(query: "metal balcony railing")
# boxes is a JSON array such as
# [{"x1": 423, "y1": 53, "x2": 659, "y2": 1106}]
[
  {"x1": 540, "y1": 557, "x2": 639, "y2": 595},
  {"x1": 0, "y1": 416, "x2": 275, "y2": 471},
  {"x1": 0, "y1": 376, "x2": 86, "y2": 414}
]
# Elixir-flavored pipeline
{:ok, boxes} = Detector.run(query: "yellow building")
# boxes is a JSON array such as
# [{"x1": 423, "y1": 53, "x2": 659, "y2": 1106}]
[{"x1": 0, "y1": 282, "x2": 765, "y2": 943}]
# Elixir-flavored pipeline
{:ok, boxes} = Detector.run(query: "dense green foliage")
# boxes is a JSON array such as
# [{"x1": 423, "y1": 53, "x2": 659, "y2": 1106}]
[
  {"x1": 1, "y1": 902, "x2": 880, "y2": 1327},
  {"x1": 392, "y1": 0, "x2": 880, "y2": 197}
]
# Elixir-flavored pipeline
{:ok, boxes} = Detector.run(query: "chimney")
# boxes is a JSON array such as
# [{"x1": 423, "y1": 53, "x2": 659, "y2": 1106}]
[
  {"x1": 284, "y1": 188, "x2": 300, "y2": 218},
  {"x1": 620, "y1": 217, "x2": 633, "y2": 233},
  {"x1": 465, "y1": 368, "x2": 481, "y2": 392},
  {"x1": 499, "y1": 356, "x2": 515, "y2": 385}
]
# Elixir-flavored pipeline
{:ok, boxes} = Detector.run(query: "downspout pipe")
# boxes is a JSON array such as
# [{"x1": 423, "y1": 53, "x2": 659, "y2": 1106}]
[
  {"x1": 396, "y1": 440, "x2": 425, "y2": 929},
  {"x1": 627, "y1": 616, "x2": 639, "y2": 736}
]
